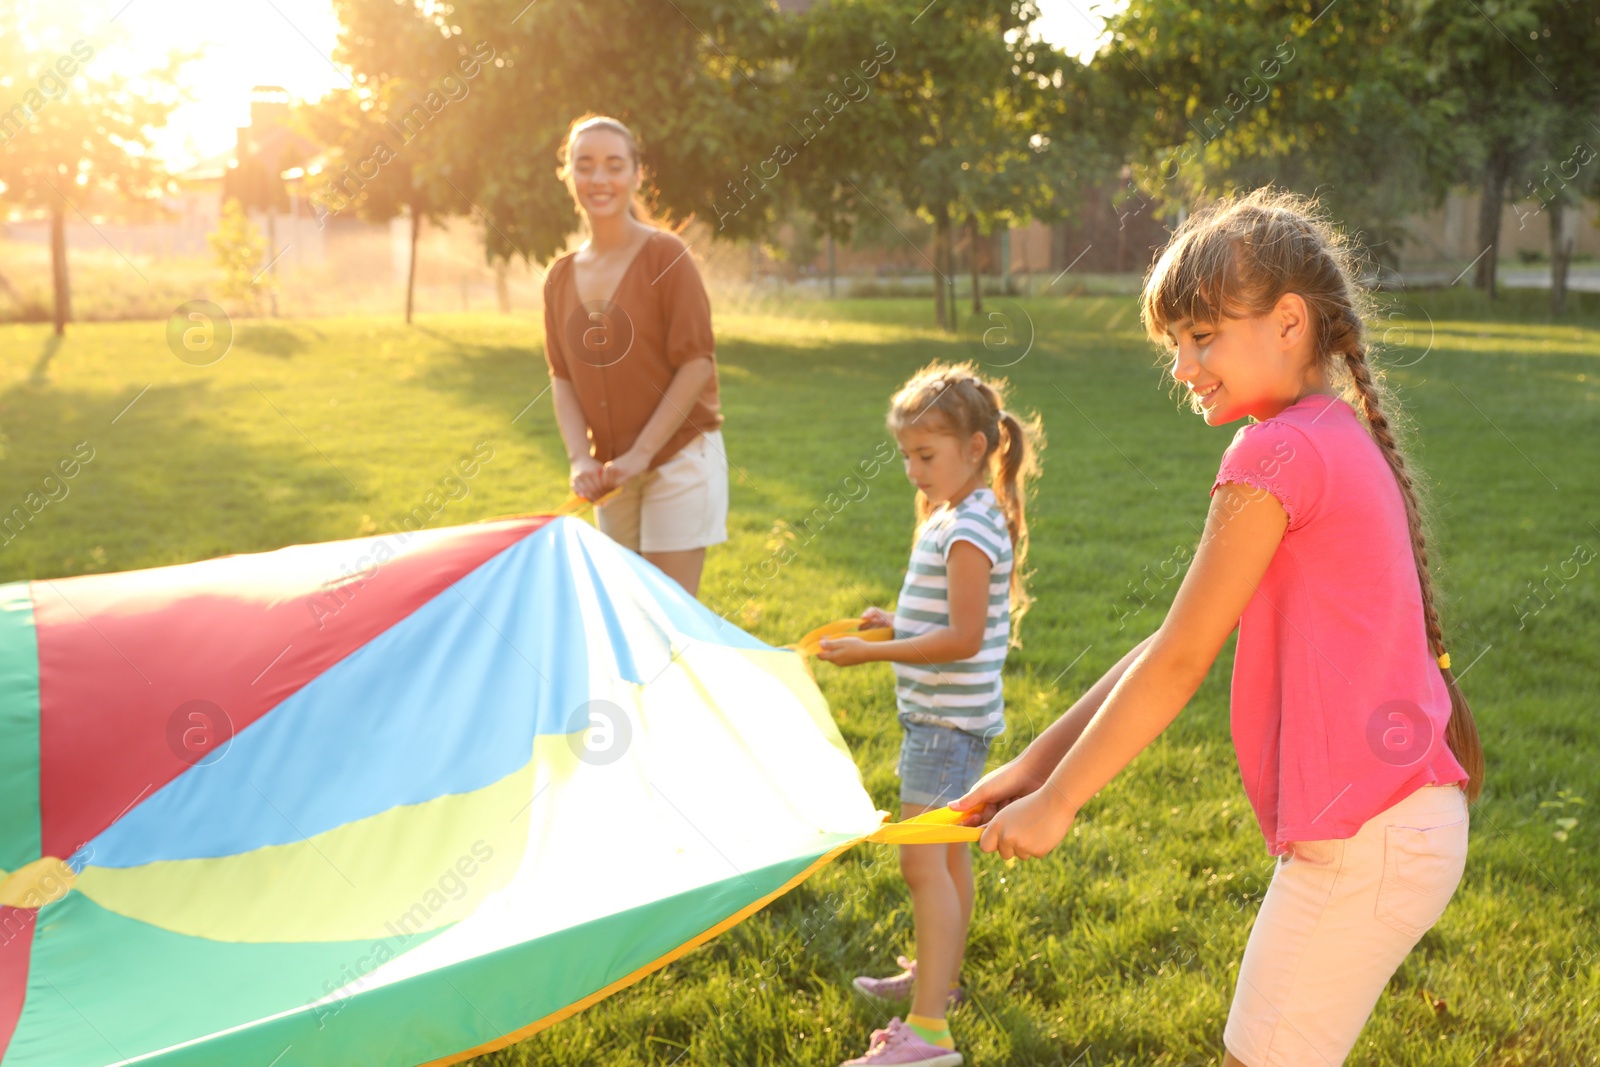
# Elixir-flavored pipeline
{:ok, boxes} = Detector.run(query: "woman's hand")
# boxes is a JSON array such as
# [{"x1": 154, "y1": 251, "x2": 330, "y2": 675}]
[
  {"x1": 949, "y1": 756, "x2": 1051, "y2": 828},
  {"x1": 570, "y1": 456, "x2": 606, "y2": 501},
  {"x1": 815, "y1": 636, "x2": 879, "y2": 666},
  {"x1": 601, "y1": 448, "x2": 651, "y2": 490},
  {"x1": 859, "y1": 606, "x2": 894, "y2": 630},
  {"x1": 975, "y1": 786, "x2": 1078, "y2": 860}
]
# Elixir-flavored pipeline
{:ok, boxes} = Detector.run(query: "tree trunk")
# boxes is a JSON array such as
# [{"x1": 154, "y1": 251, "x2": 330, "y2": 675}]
[
  {"x1": 50, "y1": 196, "x2": 70, "y2": 336},
  {"x1": 969, "y1": 215, "x2": 982, "y2": 316},
  {"x1": 1550, "y1": 196, "x2": 1577, "y2": 316},
  {"x1": 1475, "y1": 147, "x2": 1510, "y2": 298},
  {"x1": 495, "y1": 260, "x2": 511, "y2": 314},
  {"x1": 826, "y1": 234, "x2": 836, "y2": 299},
  {"x1": 265, "y1": 211, "x2": 279, "y2": 318},
  {"x1": 405, "y1": 208, "x2": 420, "y2": 325},
  {"x1": 1050, "y1": 220, "x2": 1069, "y2": 273},
  {"x1": 999, "y1": 227, "x2": 1011, "y2": 295},
  {"x1": 933, "y1": 206, "x2": 950, "y2": 332}
]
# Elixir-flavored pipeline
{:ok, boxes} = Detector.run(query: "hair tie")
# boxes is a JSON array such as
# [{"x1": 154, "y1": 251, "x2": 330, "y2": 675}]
[{"x1": 1437, "y1": 652, "x2": 1451, "y2": 670}]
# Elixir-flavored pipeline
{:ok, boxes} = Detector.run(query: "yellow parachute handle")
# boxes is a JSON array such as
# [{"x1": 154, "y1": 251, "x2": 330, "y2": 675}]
[
  {"x1": 0, "y1": 856, "x2": 76, "y2": 909},
  {"x1": 866, "y1": 805, "x2": 982, "y2": 844},
  {"x1": 782, "y1": 623, "x2": 977, "y2": 841},
  {"x1": 469, "y1": 489, "x2": 625, "y2": 529},
  {"x1": 555, "y1": 488, "x2": 622, "y2": 517},
  {"x1": 787, "y1": 618, "x2": 894, "y2": 658}
]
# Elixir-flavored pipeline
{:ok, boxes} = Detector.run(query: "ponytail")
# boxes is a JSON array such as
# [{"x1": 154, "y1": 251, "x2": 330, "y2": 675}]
[
  {"x1": 888, "y1": 362, "x2": 1043, "y2": 639},
  {"x1": 991, "y1": 407, "x2": 1042, "y2": 626}
]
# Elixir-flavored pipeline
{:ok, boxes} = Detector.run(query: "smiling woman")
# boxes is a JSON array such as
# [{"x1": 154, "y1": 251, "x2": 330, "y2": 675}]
[{"x1": 542, "y1": 115, "x2": 727, "y2": 597}]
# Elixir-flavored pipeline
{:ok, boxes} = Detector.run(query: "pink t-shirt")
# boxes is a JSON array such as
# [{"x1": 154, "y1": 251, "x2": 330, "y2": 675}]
[{"x1": 1211, "y1": 393, "x2": 1467, "y2": 854}]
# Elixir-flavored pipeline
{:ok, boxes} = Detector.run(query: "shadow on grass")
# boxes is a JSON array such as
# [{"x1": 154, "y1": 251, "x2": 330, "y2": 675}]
[
  {"x1": 1400, "y1": 286, "x2": 1600, "y2": 327},
  {"x1": 0, "y1": 377, "x2": 363, "y2": 583},
  {"x1": 235, "y1": 322, "x2": 323, "y2": 359},
  {"x1": 29, "y1": 335, "x2": 62, "y2": 383}
]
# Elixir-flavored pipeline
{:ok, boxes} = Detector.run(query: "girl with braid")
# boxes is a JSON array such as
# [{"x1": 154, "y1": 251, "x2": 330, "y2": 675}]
[
  {"x1": 953, "y1": 188, "x2": 1484, "y2": 1066},
  {"x1": 818, "y1": 362, "x2": 1041, "y2": 1067}
]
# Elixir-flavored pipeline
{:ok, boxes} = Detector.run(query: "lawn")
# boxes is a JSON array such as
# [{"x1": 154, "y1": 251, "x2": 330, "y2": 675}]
[{"x1": 1, "y1": 287, "x2": 1596, "y2": 1066}]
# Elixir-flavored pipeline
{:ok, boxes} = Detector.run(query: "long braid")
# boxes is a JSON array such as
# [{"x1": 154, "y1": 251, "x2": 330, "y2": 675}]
[{"x1": 1342, "y1": 342, "x2": 1485, "y2": 800}]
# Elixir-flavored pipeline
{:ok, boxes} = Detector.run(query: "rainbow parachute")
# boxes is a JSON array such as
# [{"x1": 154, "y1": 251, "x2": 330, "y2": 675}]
[{"x1": 0, "y1": 516, "x2": 969, "y2": 1066}]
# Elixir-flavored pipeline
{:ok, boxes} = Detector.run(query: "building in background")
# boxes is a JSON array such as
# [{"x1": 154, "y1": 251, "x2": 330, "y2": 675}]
[{"x1": 221, "y1": 85, "x2": 327, "y2": 274}]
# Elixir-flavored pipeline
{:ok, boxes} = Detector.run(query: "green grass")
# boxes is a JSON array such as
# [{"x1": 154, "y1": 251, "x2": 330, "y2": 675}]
[{"x1": 2, "y1": 287, "x2": 1597, "y2": 1066}]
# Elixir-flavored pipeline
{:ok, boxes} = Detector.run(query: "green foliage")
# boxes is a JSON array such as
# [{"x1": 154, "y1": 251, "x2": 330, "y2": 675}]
[
  {"x1": 319, "y1": 0, "x2": 795, "y2": 260},
  {"x1": 780, "y1": 0, "x2": 1095, "y2": 327},
  {"x1": 780, "y1": 1, "x2": 1069, "y2": 232},
  {"x1": 1411, "y1": 0, "x2": 1600, "y2": 293},
  {"x1": 0, "y1": 1, "x2": 183, "y2": 331},
  {"x1": 0, "y1": 5, "x2": 179, "y2": 213},
  {"x1": 1099, "y1": 0, "x2": 1600, "y2": 273},
  {"x1": 303, "y1": 1, "x2": 490, "y2": 230},
  {"x1": 1412, "y1": 0, "x2": 1600, "y2": 181},
  {"x1": 312, "y1": 0, "x2": 1600, "y2": 313},
  {"x1": 1100, "y1": 0, "x2": 1452, "y2": 255},
  {"x1": 206, "y1": 199, "x2": 269, "y2": 312},
  {"x1": 318, "y1": 0, "x2": 1107, "y2": 292}
]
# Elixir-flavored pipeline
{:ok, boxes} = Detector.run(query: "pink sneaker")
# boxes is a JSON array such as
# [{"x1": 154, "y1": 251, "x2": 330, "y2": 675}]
[
  {"x1": 839, "y1": 1018, "x2": 963, "y2": 1066},
  {"x1": 851, "y1": 956, "x2": 966, "y2": 1008}
]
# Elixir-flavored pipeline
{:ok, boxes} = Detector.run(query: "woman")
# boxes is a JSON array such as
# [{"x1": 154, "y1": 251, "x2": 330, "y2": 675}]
[{"x1": 543, "y1": 115, "x2": 727, "y2": 596}]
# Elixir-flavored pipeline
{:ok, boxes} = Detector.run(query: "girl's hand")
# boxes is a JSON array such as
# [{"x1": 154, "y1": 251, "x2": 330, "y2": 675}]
[
  {"x1": 570, "y1": 457, "x2": 606, "y2": 501},
  {"x1": 949, "y1": 756, "x2": 1050, "y2": 827},
  {"x1": 976, "y1": 786, "x2": 1077, "y2": 860},
  {"x1": 860, "y1": 606, "x2": 893, "y2": 630},
  {"x1": 815, "y1": 636, "x2": 878, "y2": 666},
  {"x1": 601, "y1": 448, "x2": 651, "y2": 490}
]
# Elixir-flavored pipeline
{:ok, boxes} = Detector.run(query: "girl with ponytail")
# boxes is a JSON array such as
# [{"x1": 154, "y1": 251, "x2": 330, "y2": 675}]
[
  {"x1": 952, "y1": 187, "x2": 1481, "y2": 1067},
  {"x1": 817, "y1": 361, "x2": 1041, "y2": 1067}
]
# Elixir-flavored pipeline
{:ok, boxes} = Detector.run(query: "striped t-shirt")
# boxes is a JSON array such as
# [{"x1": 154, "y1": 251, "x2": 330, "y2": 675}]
[{"x1": 892, "y1": 487, "x2": 1013, "y2": 738}]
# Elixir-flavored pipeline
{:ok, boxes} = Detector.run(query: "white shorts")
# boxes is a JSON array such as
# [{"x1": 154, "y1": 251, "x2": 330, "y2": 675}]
[
  {"x1": 1225, "y1": 783, "x2": 1469, "y2": 1066},
  {"x1": 596, "y1": 430, "x2": 729, "y2": 553}
]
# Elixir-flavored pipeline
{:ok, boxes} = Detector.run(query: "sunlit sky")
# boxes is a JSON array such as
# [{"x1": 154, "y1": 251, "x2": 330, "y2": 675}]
[{"x1": 34, "y1": 0, "x2": 1118, "y2": 171}]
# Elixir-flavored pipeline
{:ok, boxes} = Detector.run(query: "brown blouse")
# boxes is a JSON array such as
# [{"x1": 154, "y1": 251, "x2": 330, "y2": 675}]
[{"x1": 542, "y1": 230, "x2": 722, "y2": 469}]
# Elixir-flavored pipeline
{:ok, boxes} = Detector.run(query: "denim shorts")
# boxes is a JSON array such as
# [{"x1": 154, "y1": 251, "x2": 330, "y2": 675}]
[{"x1": 895, "y1": 714, "x2": 992, "y2": 808}]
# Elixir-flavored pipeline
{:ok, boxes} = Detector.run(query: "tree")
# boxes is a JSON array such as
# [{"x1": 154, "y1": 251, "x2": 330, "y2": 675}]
[
  {"x1": 208, "y1": 198, "x2": 270, "y2": 313},
  {"x1": 1101, "y1": 0, "x2": 1461, "y2": 267},
  {"x1": 1493, "y1": 0, "x2": 1599, "y2": 316},
  {"x1": 485, "y1": 0, "x2": 786, "y2": 262},
  {"x1": 224, "y1": 88, "x2": 310, "y2": 318},
  {"x1": 0, "y1": 3, "x2": 180, "y2": 334},
  {"x1": 302, "y1": 1, "x2": 500, "y2": 323},
  {"x1": 300, "y1": 88, "x2": 447, "y2": 325},
  {"x1": 783, "y1": 0, "x2": 1074, "y2": 331},
  {"x1": 320, "y1": 0, "x2": 790, "y2": 276},
  {"x1": 1412, "y1": 0, "x2": 1600, "y2": 300},
  {"x1": 1535, "y1": 134, "x2": 1599, "y2": 315},
  {"x1": 943, "y1": 44, "x2": 1104, "y2": 317}
]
